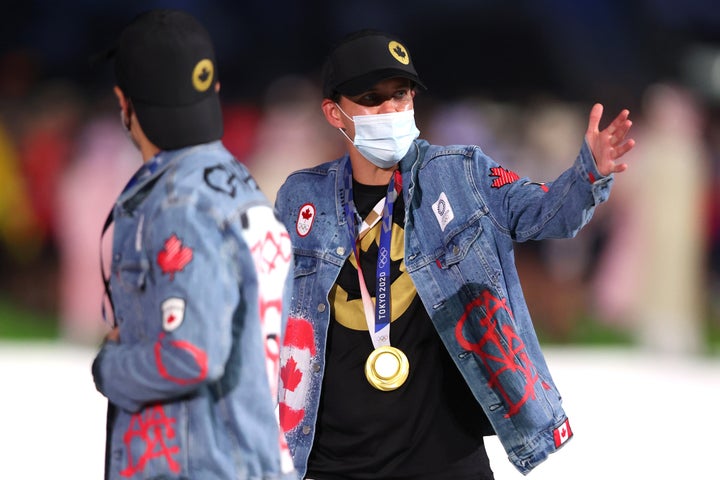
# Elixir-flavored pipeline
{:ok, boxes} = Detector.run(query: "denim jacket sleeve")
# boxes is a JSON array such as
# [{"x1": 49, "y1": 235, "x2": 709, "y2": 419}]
[
  {"x1": 478, "y1": 139, "x2": 613, "y2": 242},
  {"x1": 93, "y1": 201, "x2": 240, "y2": 412}
]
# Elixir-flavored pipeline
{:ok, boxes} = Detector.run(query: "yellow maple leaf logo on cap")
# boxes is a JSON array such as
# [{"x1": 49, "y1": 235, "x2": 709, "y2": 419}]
[
  {"x1": 192, "y1": 59, "x2": 214, "y2": 92},
  {"x1": 388, "y1": 41, "x2": 410, "y2": 65}
]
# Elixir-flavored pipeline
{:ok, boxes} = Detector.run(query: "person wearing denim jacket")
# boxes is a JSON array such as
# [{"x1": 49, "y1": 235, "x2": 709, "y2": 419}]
[
  {"x1": 275, "y1": 30, "x2": 634, "y2": 479},
  {"x1": 91, "y1": 10, "x2": 296, "y2": 480}
]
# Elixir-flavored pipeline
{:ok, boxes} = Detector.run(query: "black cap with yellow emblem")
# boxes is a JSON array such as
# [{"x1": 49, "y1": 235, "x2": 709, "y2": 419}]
[
  {"x1": 113, "y1": 9, "x2": 222, "y2": 150},
  {"x1": 322, "y1": 29, "x2": 426, "y2": 99}
]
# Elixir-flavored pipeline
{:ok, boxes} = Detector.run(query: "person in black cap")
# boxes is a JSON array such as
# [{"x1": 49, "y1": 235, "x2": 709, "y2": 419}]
[
  {"x1": 91, "y1": 9, "x2": 297, "y2": 480},
  {"x1": 275, "y1": 29, "x2": 635, "y2": 479}
]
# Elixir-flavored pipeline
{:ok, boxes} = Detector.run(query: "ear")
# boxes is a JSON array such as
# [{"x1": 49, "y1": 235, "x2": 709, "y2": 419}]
[
  {"x1": 321, "y1": 98, "x2": 345, "y2": 129},
  {"x1": 114, "y1": 86, "x2": 128, "y2": 113},
  {"x1": 114, "y1": 86, "x2": 132, "y2": 130}
]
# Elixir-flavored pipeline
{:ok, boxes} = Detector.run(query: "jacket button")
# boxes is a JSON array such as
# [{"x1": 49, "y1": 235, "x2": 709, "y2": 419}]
[
  {"x1": 317, "y1": 303, "x2": 326, "y2": 312},
  {"x1": 312, "y1": 363, "x2": 321, "y2": 372},
  {"x1": 336, "y1": 246, "x2": 345, "y2": 256},
  {"x1": 302, "y1": 425, "x2": 312, "y2": 435},
  {"x1": 452, "y1": 245, "x2": 459, "y2": 255}
]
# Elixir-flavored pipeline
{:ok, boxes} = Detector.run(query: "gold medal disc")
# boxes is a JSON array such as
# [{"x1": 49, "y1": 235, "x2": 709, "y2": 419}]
[{"x1": 365, "y1": 346, "x2": 409, "y2": 391}]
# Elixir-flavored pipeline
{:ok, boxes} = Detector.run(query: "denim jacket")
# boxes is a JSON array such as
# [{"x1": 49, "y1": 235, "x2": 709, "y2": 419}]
[
  {"x1": 276, "y1": 139, "x2": 612, "y2": 476},
  {"x1": 93, "y1": 141, "x2": 297, "y2": 480}
]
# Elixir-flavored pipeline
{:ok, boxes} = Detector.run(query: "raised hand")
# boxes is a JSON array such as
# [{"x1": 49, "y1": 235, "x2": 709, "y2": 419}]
[{"x1": 585, "y1": 103, "x2": 636, "y2": 177}]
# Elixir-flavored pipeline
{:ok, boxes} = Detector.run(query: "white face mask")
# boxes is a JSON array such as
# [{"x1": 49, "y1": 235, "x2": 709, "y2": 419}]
[{"x1": 337, "y1": 105, "x2": 420, "y2": 169}]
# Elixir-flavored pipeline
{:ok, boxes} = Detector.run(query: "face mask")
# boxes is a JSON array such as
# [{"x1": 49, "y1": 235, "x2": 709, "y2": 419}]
[{"x1": 337, "y1": 106, "x2": 420, "y2": 169}]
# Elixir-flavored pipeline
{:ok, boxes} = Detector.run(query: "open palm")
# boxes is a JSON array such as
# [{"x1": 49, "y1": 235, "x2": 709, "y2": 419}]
[{"x1": 585, "y1": 103, "x2": 635, "y2": 177}]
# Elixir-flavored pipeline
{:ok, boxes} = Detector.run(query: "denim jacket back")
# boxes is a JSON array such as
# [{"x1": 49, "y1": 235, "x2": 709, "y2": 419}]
[
  {"x1": 276, "y1": 139, "x2": 612, "y2": 476},
  {"x1": 93, "y1": 142, "x2": 297, "y2": 480}
]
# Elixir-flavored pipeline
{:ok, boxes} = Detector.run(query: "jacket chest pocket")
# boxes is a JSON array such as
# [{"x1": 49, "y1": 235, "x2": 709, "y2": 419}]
[
  {"x1": 109, "y1": 215, "x2": 152, "y2": 336},
  {"x1": 436, "y1": 219, "x2": 504, "y2": 292},
  {"x1": 115, "y1": 255, "x2": 150, "y2": 293},
  {"x1": 292, "y1": 253, "x2": 320, "y2": 310}
]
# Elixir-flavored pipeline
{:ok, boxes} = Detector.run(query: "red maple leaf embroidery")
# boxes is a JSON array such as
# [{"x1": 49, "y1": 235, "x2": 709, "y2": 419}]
[
  {"x1": 280, "y1": 356, "x2": 303, "y2": 392},
  {"x1": 157, "y1": 234, "x2": 193, "y2": 280},
  {"x1": 489, "y1": 167, "x2": 520, "y2": 188},
  {"x1": 301, "y1": 207, "x2": 313, "y2": 220}
]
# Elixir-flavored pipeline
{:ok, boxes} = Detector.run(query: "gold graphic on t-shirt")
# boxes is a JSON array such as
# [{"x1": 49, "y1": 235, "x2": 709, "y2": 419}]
[{"x1": 330, "y1": 221, "x2": 414, "y2": 331}]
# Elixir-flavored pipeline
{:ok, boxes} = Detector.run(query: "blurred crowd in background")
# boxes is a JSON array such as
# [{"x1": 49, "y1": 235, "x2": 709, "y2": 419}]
[{"x1": 0, "y1": 1, "x2": 719, "y2": 355}]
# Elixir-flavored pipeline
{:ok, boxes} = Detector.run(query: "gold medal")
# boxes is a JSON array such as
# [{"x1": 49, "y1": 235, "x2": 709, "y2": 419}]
[{"x1": 365, "y1": 346, "x2": 409, "y2": 391}]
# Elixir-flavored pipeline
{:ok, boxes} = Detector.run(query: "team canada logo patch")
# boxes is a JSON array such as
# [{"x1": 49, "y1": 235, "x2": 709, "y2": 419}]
[
  {"x1": 296, "y1": 203, "x2": 315, "y2": 237},
  {"x1": 161, "y1": 297, "x2": 186, "y2": 332},
  {"x1": 489, "y1": 166, "x2": 520, "y2": 188}
]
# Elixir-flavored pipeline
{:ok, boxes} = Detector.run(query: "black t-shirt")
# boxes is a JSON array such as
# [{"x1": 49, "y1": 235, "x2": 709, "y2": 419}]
[{"x1": 306, "y1": 180, "x2": 494, "y2": 480}]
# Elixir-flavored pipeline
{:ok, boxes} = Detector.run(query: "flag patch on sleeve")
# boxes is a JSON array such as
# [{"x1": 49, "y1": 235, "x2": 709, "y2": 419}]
[
  {"x1": 553, "y1": 418, "x2": 573, "y2": 448},
  {"x1": 161, "y1": 297, "x2": 186, "y2": 331}
]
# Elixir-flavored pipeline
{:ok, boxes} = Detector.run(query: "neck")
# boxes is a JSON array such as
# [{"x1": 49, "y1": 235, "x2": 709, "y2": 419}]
[
  {"x1": 349, "y1": 150, "x2": 395, "y2": 185},
  {"x1": 140, "y1": 143, "x2": 162, "y2": 163}
]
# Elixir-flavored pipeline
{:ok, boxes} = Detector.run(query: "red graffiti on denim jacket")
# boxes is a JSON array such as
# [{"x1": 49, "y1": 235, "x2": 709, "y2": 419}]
[
  {"x1": 279, "y1": 317, "x2": 316, "y2": 433},
  {"x1": 454, "y1": 291, "x2": 539, "y2": 417},
  {"x1": 120, "y1": 405, "x2": 180, "y2": 477},
  {"x1": 155, "y1": 332, "x2": 208, "y2": 385}
]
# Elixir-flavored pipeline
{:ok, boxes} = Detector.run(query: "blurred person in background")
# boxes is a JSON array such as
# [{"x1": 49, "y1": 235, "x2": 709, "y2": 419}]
[
  {"x1": 591, "y1": 83, "x2": 708, "y2": 354},
  {"x1": 275, "y1": 29, "x2": 635, "y2": 479},
  {"x1": 91, "y1": 9, "x2": 296, "y2": 479},
  {"x1": 56, "y1": 113, "x2": 137, "y2": 344},
  {"x1": 245, "y1": 74, "x2": 344, "y2": 203}
]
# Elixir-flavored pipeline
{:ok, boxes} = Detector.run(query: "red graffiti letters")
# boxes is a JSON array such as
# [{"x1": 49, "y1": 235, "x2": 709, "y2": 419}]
[
  {"x1": 454, "y1": 290, "x2": 539, "y2": 417},
  {"x1": 154, "y1": 333, "x2": 208, "y2": 385},
  {"x1": 120, "y1": 405, "x2": 180, "y2": 477}
]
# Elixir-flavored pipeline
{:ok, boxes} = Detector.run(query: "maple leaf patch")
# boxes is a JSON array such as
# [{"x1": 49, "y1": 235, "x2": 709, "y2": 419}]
[
  {"x1": 157, "y1": 234, "x2": 193, "y2": 280},
  {"x1": 489, "y1": 167, "x2": 520, "y2": 188}
]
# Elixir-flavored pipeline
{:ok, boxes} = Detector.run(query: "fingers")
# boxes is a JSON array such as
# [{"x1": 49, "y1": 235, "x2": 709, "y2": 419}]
[
  {"x1": 587, "y1": 103, "x2": 604, "y2": 135},
  {"x1": 612, "y1": 138, "x2": 636, "y2": 159},
  {"x1": 608, "y1": 111, "x2": 632, "y2": 139}
]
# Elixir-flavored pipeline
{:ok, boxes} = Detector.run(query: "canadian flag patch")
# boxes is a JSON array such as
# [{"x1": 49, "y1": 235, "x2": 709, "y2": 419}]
[{"x1": 553, "y1": 418, "x2": 573, "y2": 448}]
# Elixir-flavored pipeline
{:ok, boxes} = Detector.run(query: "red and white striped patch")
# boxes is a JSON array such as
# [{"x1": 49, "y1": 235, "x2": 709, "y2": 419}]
[{"x1": 489, "y1": 166, "x2": 520, "y2": 189}]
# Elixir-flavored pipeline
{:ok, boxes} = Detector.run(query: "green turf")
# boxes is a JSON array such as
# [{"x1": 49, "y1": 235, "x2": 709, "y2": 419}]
[{"x1": 0, "y1": 297, "x2": 59, "y2": 339}]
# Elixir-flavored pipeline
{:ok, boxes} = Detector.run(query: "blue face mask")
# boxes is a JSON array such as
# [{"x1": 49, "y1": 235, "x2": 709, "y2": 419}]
[{"x1": 337, "y1": 105, "x2": 420, "y2": 169}]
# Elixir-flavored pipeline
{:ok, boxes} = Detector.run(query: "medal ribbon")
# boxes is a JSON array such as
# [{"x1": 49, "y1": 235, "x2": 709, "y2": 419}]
[{"x1": 342, "y1": 160, "x2": 402, "y2": 349}]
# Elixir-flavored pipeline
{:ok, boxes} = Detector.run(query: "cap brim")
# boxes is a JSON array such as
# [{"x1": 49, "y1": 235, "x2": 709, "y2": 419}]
[
  {"x1": 334, "y1": 68, "x2": 426, "y2": 97},
  {"x1": 133, "y1": 93, "x2": 223, "y2": 150}
]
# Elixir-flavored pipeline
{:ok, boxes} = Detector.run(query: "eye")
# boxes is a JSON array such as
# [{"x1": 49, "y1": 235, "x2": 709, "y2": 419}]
[
  {"x1": 393, "y1": 89, "x2": 410, "y2": 100},
  {"x1": 354, "y1": 93, "x2": 382, "y2": 107}
]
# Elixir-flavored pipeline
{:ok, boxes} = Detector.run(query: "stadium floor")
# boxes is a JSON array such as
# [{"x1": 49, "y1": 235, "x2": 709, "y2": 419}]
[{"x1": 2, "y1": 342, "x2": 718, "y2": 479}]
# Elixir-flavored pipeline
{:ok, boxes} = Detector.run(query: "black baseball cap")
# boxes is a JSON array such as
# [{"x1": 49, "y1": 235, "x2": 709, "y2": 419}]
[
  {"x1": 112, "y1": 9, "x2": 223, "y2": 150},
  {"x1": 322, "y1": 29, "x2": 426, "y2": 99}
]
